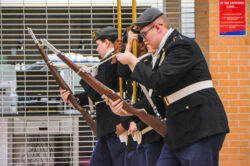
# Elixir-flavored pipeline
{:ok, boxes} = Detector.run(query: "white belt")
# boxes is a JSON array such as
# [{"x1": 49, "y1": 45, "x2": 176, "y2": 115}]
[{"x1": 164, "y1": 80, "x2": 213, "y2": 105}]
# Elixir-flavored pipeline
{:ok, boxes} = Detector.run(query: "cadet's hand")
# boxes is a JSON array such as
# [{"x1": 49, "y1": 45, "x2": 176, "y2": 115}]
[
  {"x1": 105, "y1": 98, "x2": 132, "y2": 116},
  {"x1": 60, "y1": 89, "x2": 71, "y2": 103},
  {"x1": 116, "y1": 123, "x2": 126, "y2": 136},
  {"x1": 114, "y1": 39, "x2": 123, "y2": 53},
  {"x1": 128, "y1": 121, "x2": 138, "y2": 137},
  {"x1": 81, "y1": 65, "x2": 91, "y2": 73},
  {"x1": 125, "y1": 31, "x2": 138, "y2": 52},
  {"x1": 127, "y1": 31, "x2": 138, "y2": 44},
  {"x1": 116, "y1": 51, "x2": 139, "y2": 69}
]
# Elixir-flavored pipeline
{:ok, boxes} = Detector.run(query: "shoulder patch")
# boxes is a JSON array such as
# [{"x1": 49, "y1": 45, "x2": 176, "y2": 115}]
[
  {"x1": 159, "y1": 48, "x2": 166, "y2": 66},
  {"x1": 172, "y1": 35, "x2": 183, "y2": 42}
]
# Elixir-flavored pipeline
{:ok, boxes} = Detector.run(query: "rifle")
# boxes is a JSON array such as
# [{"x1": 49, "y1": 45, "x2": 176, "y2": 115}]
[
  {"x1": 27, "y1": 28, "x2": 97, "y2": 135},
  {"x1": 41, "y1": 39, "x2": 167, "y2": 137}
]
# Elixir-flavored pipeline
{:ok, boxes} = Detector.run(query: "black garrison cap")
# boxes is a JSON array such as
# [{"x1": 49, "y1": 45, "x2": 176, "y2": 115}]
[
  {"x1": 92, "y1": 26, "x2": 117, "y2": 40},
  {"x1": 130, "y1": 8, "x2": 163, "y2": 33}
]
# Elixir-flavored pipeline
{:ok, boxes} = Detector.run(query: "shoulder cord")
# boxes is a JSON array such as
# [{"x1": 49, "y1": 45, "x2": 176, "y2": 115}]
[{"x1": 139, "y1": 84, "x2": 162, "y2": 119}]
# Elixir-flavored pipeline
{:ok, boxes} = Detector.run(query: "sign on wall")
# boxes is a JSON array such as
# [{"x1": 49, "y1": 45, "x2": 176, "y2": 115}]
[{"x1": 219, "y1": 0, "x2": 246, "y2": 35}]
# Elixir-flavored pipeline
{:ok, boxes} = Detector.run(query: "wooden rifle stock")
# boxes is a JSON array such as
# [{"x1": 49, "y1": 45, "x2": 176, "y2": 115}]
[
  {"x1": 53, "y1": 50, "x2": 167, "y2": 137},
  {"x1": 27, "y1": 28, "x2": 96, "y2": 135}
]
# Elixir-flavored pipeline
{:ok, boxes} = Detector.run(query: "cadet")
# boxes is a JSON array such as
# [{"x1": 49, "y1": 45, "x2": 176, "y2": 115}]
[
  {"x1": 109, "y1": 8, "x2": 230, "y2": 166},
  {"x1": 116, "y1": 30, "x2": 164, "y2": 166},
  {"x1": 60, "y1": 26, "x2": 125, "y2": 166}
]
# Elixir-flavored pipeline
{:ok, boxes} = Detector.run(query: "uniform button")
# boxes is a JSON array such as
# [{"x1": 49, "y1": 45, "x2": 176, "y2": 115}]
[{"x1": 186, "y1": 105, "x2": 189, "y2": 110}]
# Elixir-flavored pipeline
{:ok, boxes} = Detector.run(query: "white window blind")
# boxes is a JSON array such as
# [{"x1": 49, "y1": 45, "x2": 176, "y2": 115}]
[
  {"x1": 181, "y1": 0, "x2": 195, "y2": 38},
  {"x1": 0, "y1": 1, "x2": 166, "y2": 165}
]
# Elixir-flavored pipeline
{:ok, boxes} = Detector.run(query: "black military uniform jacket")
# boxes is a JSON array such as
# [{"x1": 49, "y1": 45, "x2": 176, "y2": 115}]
[
  {"x1": 118, "y1": 54, "x2": 165, "y2": 145},
  {"x1": 75, "y1": 52, "x2": 120, "y2": 138},
  {"x1": 130, "y1": 29, "x2": 230, "y2": 150}
]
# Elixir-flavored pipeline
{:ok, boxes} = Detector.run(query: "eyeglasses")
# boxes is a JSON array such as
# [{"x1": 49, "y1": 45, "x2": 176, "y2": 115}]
[
  {"x1": 140, "y1": 24, "x2": 163, "y2": 39},
  {"x1": 141, "y1": 25, "x2": 154, "y2": 39}
]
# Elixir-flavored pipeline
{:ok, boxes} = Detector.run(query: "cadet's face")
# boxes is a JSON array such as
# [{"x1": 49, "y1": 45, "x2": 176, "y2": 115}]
[
  {"x1": 96, "y1": 40, "x2": 108, "y2": 58},
  {"x1": 141, "y1": 24, "x2": 161, "y2": 49}
]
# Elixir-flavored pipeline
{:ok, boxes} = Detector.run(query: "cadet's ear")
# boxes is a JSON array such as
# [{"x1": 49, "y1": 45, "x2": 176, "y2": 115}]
[
  {"x1": 154, "y1": 24, "x2": 162, "y2": 32},
  {"x1": 104, "y1": 39, "x2": 111, "y2": 47}
]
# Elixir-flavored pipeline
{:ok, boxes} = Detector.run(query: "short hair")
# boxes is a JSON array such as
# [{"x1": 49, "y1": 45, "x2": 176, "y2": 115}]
[
  {"x1": 153, "y1": 15, "x2": 171, "y2": 29},
  {"x1": 98, "y1": 36, "x2": 117, "y2": 43}
]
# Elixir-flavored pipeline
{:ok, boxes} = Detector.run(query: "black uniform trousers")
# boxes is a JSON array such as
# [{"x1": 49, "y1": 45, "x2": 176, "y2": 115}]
[{"x1": 157, "y1": 133, "x2": 226, "y2": 166}]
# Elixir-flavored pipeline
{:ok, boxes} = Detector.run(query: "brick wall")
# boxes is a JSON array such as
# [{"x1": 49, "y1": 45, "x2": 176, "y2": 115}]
[{"x1": 196, "y1": 0, "x2": 250, "y2": 165}]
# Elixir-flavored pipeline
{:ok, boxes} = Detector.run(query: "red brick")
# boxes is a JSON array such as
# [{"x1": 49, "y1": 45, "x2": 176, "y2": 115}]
[
  {"x1": 216, "y1": 87, "x2": 229, "y2": 93},
  {"x1": 219, "y1": 39, "x2": 239, "y2": 45},
  {"x1": 240, "y1": 161, "x2": 250, "y2": 166},
  {"x1": 209, "y1": 52, "x2": 219, "y2": 58},
  {"x1": 210, "y1": 46, "x2": 228, "y2": 52},
  {"x1": 220, "y1": 80, "x2": 239, "y2": 86},
  {"x1": 210, "y1": 66, "x2": 219, "y2": 72},
  {"x1": 240, "y1": 53, "x2": 250, "y2": 59},
  {"x1": 209, "y1": 18, "x2": 219, "y2": 25},
  {"x1": 230, "y1": 154, "x2": 249, "y2": 160},
  {"x1": 225, "y1": 133, "x2": 240, "y2": 140},
  {"x1": 240, "y1": 80, "x2": 250, "y2": 86},
  {"x1": 210, "y1": 59, "x2": 229, "y2": 65},
  {"x1": 239, "y1": 39, "x2": 250, "y2": 45},
  {"x1": 221, "y1": 100, "x2": 229, "y2": 107},
  {"x1": 212, "y1": 73, "x2": 229, "y2": 79},
  {"x1": 230, "y1": 73, "x2": 249, "y2": 79},
  {"x1": 225, "y1": 107, "x2": 239, "y2": 113},
  {"x1": 240, "y1": 134, "x2": 250, "y2": 140},
  {"x1": 220, "y1": 93, "x2": 238, "y2": 100},
  {"x1": 230, "y1": 87, "x2": 248, "y2": 93},
  {"x1": 230, "y1": 100, "x2": 249, "y2": 107},
  {"x1": 221, "y1": 147, "x2": 239, "y2": 154},
  {"x1": 220, "y1": 154, "x2": 230, "y2": 161},
  {"x1": 240, "y1": 94, "x2": 250, "y2": 100},
  {"x1": 230, "y1": 46, "x2": 249, "y2": 52},
  {"x1": 229, "y1": 114, "x2": 248, "y2": 120},
  {"x1": 220, "y1": 53, "x2": 239, "y2": 59},
  {"x1": 212, "y1": 80, "x2": 219, "y2": 86},
  {"x1": 209, "y1": 39, "x2": 219, "y2": 45},
  {"x1": 240, "y1": 147, "x2": 250, "y2": 153},
  {"x1": 239, "y1": 107, "x2": 250, "y2": 113},
  {"x1": 228, "y1": 120, "x2": 238, "y2": 127},
  {"x1": 220, "y1": 161, "x2": 238, "y2": 166},
  {"x1": 229, "y1": 60, "x2": 248, "y2": 66},
  {"x1": 239, "y1": 121, "x2": 250, "y2": 127},
  {"x1": 230, "y1": 140, "x2": 249, "y2": 147},
  {"x1": 239, "y1": 66, "x2": 250, "y2": 72},
  {"x1": 220, "y1": 66, "x2": 238, "y2": 72}
]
